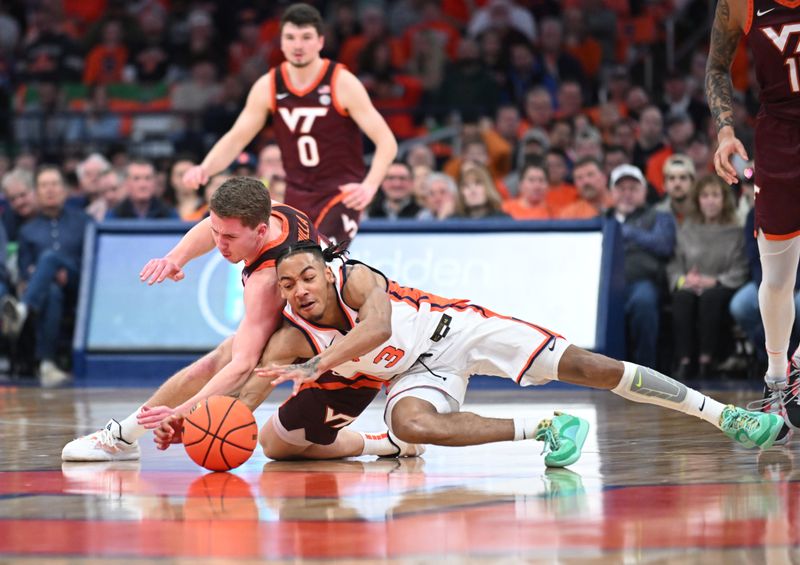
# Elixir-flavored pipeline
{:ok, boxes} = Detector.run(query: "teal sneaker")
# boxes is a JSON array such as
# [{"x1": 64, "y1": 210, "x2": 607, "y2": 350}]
[
  {"x1": 534, "y1": 411, "x2": 589, "y2": 468},
  {"x1": 719, "y1": 405, "x2": 785, "y2": 449}
]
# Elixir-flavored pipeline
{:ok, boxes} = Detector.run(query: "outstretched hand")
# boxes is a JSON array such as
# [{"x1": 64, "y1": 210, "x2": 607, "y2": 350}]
[
  {"x1": 154, "y1": 415, "x2": 184, "y2": 451},
  {"x1": 140, "y1": 257, "x2": 185, "y2": 285},
  {"x1": 255, "y1": 358, "x2": 322, "y2": 396},
  {"x1": 137, "y1": 405, "x2": 178, "y2": 429}
]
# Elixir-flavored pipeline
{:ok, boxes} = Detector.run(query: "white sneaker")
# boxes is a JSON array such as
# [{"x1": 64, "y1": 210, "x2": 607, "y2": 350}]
[
  {"x1": 62, "y1": 419, "x2": 141, "y2": 462},
  {"x1": 39, "y1": 360, "x2": 70, "y2": 388},
  {"x1": 386, "y1": 431, "x2": 426, "y2": 458},
  {"x1": 1, "y1": 295, "x2": 27, "y2": 337}
]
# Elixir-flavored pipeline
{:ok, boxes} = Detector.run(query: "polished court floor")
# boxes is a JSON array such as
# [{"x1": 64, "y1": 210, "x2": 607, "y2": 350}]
[{"x1": 0, "y1": 384, "x2": 798, "y2": 563}]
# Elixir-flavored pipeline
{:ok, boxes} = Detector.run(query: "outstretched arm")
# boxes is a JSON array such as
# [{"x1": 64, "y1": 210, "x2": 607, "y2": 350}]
[
  {"x1": 705, "y1": 0, "x2": 748, "y2": 184},
  {"x1": 182, "y1": 73, "x2": 273, "y2": 189},
  {"x1": 336, "y1": 70, "x2": 398, "y2": 210},
  {"x1": 140, "y1": 217, "x2": 215, "y2": 284}
]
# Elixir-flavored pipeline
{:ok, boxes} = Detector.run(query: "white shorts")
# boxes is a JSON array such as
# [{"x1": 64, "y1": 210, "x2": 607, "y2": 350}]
[{"x1": 383, "y1": 307, "x2": 570, "y2": 430}]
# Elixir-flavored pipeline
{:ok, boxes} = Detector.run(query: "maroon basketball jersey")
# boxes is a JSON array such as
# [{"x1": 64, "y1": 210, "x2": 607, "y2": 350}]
[
  {"x1": 746, "y1": 0, "x2": 800, "y2": 120},
  {"x1": 270, "y1": 60, "x2": 366, "y2": 202},
  {"x1": 241, "y1": 203, "x2": 319, "y2": 285}
]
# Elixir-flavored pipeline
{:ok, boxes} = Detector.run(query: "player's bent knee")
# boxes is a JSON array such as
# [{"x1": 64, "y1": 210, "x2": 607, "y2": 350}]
[
  {"x1": 391, "y1": 402, "x2": 441, "y2": 444},
  {"x1": 558, "y1": 345, "x2": 623, "y2": 389}
]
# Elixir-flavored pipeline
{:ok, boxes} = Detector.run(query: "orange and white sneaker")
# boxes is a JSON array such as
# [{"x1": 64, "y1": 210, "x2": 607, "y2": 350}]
[
  {"x1": 61, "y1": 419, "x2": 141, "y2": 462},
  {"x1": 386, "y1": 431, "x2": 426, "y2": 458}
]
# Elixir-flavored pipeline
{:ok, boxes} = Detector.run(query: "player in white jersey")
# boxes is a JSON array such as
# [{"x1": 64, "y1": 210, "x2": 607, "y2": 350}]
[{"x1": 154, "y1": 241, "x2": 787, "y2": 467}]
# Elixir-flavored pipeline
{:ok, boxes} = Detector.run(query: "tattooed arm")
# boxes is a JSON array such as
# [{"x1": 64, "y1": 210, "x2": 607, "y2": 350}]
[{"x1": 705, "y1": 0, "x2": 749, "y2": 184}]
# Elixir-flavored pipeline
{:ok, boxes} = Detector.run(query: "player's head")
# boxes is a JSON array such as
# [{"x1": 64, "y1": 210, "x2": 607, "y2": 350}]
[
  {"x1": 280, "y1": 3, "x2": 324, "y2": 68},
  {"x1": 275, "y1": 241, "x2": 346, "y2": 322},
  {"x1": 209, "y1": 177, "x2": 272, "y2": 263}
]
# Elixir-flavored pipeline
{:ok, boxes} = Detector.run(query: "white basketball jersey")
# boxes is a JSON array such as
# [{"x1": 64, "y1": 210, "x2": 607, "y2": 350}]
[{"x1": 282, "y1": 260, "x2": 459, "y2": 380}]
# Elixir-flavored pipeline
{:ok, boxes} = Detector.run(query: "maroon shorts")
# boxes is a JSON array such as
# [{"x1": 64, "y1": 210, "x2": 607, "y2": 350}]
[
  {"x1": 277, "y1": 372, "x2": 383, "y2": 445},
  {"x1": 284, "y1": 187, "x2": 361, "y2": 244},
  {"x1": 753, "y1": 113, "x2": 800, "y2": 239}
]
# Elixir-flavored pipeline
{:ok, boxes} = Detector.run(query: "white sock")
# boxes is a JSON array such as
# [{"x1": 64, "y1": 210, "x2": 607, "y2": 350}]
[
  {"x1": 513, "y1": 417, "x2": 539, "y2": 441},
  {"x1": 118, "y1": 406, "x2": 148, "y2": 443},
  {"x1": 358, "y1": 431, "x2": 398, "y2": 456},
  {"x1": 757, "y1": 234, "x2": 800, "y2": 385},
  {"x1": 612, "y1": 361, "x2": 726, "y2": 429}
]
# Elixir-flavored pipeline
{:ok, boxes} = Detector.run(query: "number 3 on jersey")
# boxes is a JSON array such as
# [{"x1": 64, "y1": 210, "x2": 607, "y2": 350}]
[
  {"x1": 278, "y1": 107, "x2": 329, "y2": 167},
  {"x1": 374, "y1": 346, "x2": 405, "y2": 369}
]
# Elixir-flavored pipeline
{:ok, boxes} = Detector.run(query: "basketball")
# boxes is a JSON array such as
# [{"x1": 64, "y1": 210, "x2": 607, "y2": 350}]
[{"x1": 182, "y1": 396, "x2": 258, "y2": 471}]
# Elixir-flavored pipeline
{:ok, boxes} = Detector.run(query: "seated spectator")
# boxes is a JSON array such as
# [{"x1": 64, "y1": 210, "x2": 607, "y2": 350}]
[
  {"x1": 257, "y1": 143, "x2": 285, "y2": 192},
  {"x1": 606, "y1": 164, "x2": 676, "y2": 368},
  {"x1": 64, "y1": 85, "x2": 123, "y2": 147},
  {"x1": 75, "y1": 153, "x2": 111, "y2": 207},
  {"x1": 1, "y1": 166, "x2": 92, "y2": 387},
  {"x1": 451, "y1": 164, "x2": 510, "y2": 220},
  {"x1": 730, "y1": 206, "x2": 800, "y2": 373},
  {"x1": 544, "y1": 148, "x2": 578, "y2": 213},
  {"x1": 1, "y1": 169, "x2": 39, "y2": 241},
  {"x1": 365, "y1": 162, "x2": 422, "y2": 220},
  {"x1": 558, "y1": 157, "x2": 612, "y2": 219},
  {"x1": 418, "y1": 172, "x2": 457, "y2": 220},
  {"x1": 106, "y1": 160, "x2": 179, "y2": 220},
  {"x1": 167, "y1": 158, "x2": 205, "y2": 221},
  {"x1": 603, "y1": 144, "x2": 630, "y2": 177},
  {"x1": 502, "y1": 162, "x2": 552, "y2": 220},
  {"x1": 83, "y1": 19, "x2": 128, "y2": 85},
  {"x1": 86, "y1": 169, "x2": 126, "y2": 222},
  {"x1": 405, "y1": 143, "x2": 436, "y2": 170},
  {"x1": 655, "y1": 154, "x2": 696, "y2": 226},
  {"x1": 668, "y1": 175, "x2": 748, "y2": 379}
]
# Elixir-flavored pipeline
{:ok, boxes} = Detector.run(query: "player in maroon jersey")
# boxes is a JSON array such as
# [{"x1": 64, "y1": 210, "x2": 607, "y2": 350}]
[
  {"x1": 183, "y1": 3, "x2": 397, "y2": 243},
  {"x1": 706, "y1": 0, "x2": 800, "y2": 436}
]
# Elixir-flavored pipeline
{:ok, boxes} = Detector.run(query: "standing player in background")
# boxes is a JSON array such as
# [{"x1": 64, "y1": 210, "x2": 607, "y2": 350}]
[
  {"x1": 706, "y1": 0, "x2": 800, "y2": 436},
  {"x1": 183, "y1": 3, "x2": 397, "y2": 243}
]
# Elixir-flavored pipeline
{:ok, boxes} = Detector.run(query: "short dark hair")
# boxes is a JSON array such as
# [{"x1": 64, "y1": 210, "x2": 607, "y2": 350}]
[
  {"x1": 210, "y1": 177, "x2": 272, "y2": 229},
  {"x1": 34, "y1": 164, "x2": 63, "y2": 186},
  {"x1": 573, "y1": 156, "x2": 603, "y2": 172},
  {"x1": 276, "y1": 240, "x2": 348, "y2": 268},
  {"x1": 281, "y1": 3, "x2": 323, "y2": 34},
  {"x1": 519, "y1": 159, "x2": 548, "y2": 181}
]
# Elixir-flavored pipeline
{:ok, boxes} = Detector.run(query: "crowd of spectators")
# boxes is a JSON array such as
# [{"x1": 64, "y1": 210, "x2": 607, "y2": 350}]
[{"x1": 0, "y1": 0, "x2": 779, "y2": 385}]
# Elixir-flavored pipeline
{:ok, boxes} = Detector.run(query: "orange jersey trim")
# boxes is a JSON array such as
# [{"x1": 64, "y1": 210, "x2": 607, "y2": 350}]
[
  {"x1": 744, "y1": 0, "x2": 753, "y2": 34},
  {"x1": 760, "y1": 228, "x2": 800, "y2": 241},
  {"x1": 775, "y1": 0, "x2": 800, "y2": 7},
  {"x1": 267, "y1": 68, "x2": 277, "y2": 113},
  {"x1": 314, "y1": 192, "x2": 347, "y2": 229},
  {"x1": 245, "y1": 210, "x2": 290, "y2": 269},
  {"x1": 281, "y1": 59, "x2": 331, "y2": 98},
  {"x1": 331, "y1": 63, "x2": 348, "y2": 117}
]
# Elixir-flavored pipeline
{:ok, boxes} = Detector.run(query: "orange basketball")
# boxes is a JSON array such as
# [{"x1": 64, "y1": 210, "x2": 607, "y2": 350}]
[{"x1": 182, "y1": 396, "x2": 258, "y2": 471}]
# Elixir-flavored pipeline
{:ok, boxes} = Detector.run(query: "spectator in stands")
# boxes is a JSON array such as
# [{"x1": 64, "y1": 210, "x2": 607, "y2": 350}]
[
  {"x1": 573, "y1": 127, "x2": 604, "y2": 162},
  {"x1": 655, "y1": 154, "x2": 696, "y2": 226},
  {"x1": 603, "y1": 145, "x2": 630, "y2": 177},
  {"x1": 558, "y1": 156, "x2": 611, "y2": 219},
  {"x1": 83, "y1": 19, "x2": 128, "y2": 85},
  {"x1": 86, "y1": 169, "x2": 125, "y2": 222},
  {"x1": 14, "y1": 82, "x2": 69, "y2": 157},
  {"x1": 228, "y1": 8, "x2": 271, "y2": 76},
  {"x1": 130, "y1": 5, "x2": 170, "y2": 83},
  {"x1": 75, "y1": 153, "x2": 111, "y2": 207},
  {"x1": 18, "y1": 6, "x2": 83, "y2": 82},
  {"x1": 686, "y1": 133, "x2": 714, "y2": 178},
  {"x1": 2, "y1": 166, "x2": 92, "y2": 387},
  {"x1": 405, "y1": 143, "x2": 436, "y2": 170},
  {"x1": 171, "y1": 60, "x2": 222, "y2": 117},
  {"x1": 548, "y1": 118, "x2": 573, "y2": 152},
  {"x1": 443, "y1": 127, "x2": 512, "y2": 191},
  {"x1": 611, "y1": 118, "x2": 638, "y2": 159},
  {"x1": 106, "y1": 160, "x2": 178, "y2": 220},
  {"x1": 451, "y1": 164, "x2": 509, "y2": 220},
  {"x1": 175, "y1": 9, "x2": 223, "y2": 75},
  {"x1": 1, "y1": 169, "x2": 38, "y2": 241},
  {"x1": 606, "y1": 164, "x2": 676, "y2": 369},
  {"x1": 505, "y1": 42, "x2": 539, "y2": 110},
  {"x1": 532, "y1": 18, "x2": 586, "y2": 102},
  {"x1": 668, "y1": 175, "x2": 748, "y2": 379},
  {"x1": 544, "y1": 148, "x2": 578, "y2": 214},
  {"x1": 556, "y1": 80, "x2": 583, "y2": 121},
  {"x1": 523, "y1": 87, "x2": 554, "y2": 130},
  {"x1": 167, "y1": 158, "x2": 205, "y2": 222},
  {"x1": 418, "y1": 172, "x2": 457, "y2": 220},
  {"x1": 625, "y1": 87, "x2": 651, "y2": 121},
  {"x1": 502, "y1": 161, "x2": 552, "y2": 220},
  {"x1": 661, "y1": 70, "x2": 709, "y2": 133},
  {"x1": 493, "y1": 104, "x2": 522, "y2": 156},
  {"x1": 581, "y1": 0, "x2": 617, "y2": 65},
  {"x1": 467, "y1": 0, "x2": 536, "y2": 43},
  {"x1": 665, "y1": 112, "x2": 695, "y2": 155},
  {"x1": 633, "y1": 106, "x2": 668, "y2": 172},
  {"x1": 257, "y1": 143, "x2": 285, "y2": 192},
  {"x1": 437, "y1": 37, "x2": 499, "y2": 123},
  {"x1": 365, "y1": 162, "x2": 422, "y2": 220},
  {"x1": 730, "y1": 206, "x2": 800, "y2": 374},
  {"x1": 64, "y1": 85, "x2": 123, "y2": 147}
]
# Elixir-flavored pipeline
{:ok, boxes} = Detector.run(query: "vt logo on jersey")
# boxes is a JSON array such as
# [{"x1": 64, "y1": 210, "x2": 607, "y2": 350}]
[
  {"x1": 761, "y1": 24, "x2": 800, "y2": 53},
  {"x1": 278, "y1": 107, "x2": 329, "y2": 166}
]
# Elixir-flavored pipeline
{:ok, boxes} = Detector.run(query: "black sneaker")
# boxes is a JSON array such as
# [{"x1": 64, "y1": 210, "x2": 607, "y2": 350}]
[{"x1": 784, "y1": 357, "x2": 800, "y2": 432}]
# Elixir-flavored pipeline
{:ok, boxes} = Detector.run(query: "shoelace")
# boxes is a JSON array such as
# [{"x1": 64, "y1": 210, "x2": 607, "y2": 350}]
[
  {"x1": 95, "y1": 427, "x2": 121, "y2": 448},
  {"x1": 721, "y1": 409, "x2": 759, "y2": 433},
  {"x1": 535, "y1": 421, "x2": 560, "y2": 456},
  {"x1": 746, "y1": 388, "x2": 787, "y2": 413}
]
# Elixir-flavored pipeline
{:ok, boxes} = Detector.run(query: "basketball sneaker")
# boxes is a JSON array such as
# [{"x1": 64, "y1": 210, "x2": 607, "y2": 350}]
[
  {"x1": 61, "y1": 419, "x2": 141, "y2": 462},
  {"x1": 783, "y1": 349, "x2": 800, "y2": 433},
  {"x1": 534, "y1": 411, "x2": 589, "y2": 468},
  {"x1": 719, "y1": 405, "x2": 784, "y2": 449},
  {"x1": 386, "y1": 431, "x2": 426, "y2": 458}
]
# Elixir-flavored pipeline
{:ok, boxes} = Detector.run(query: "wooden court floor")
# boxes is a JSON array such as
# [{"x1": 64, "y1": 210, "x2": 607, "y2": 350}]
[{"x1": 0, "y1": 385, "x2": 798, "y2": 563}]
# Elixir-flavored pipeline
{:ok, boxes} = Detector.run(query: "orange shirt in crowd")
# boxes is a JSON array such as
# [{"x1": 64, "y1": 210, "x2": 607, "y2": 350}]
[
  {"x1": 502, "y1": 199, "x2": 552, "y2": 220},
  {"x1": 83, "y1": 45, "x2": 128, "y2": 84},
  {"x1": 558, "y1": 194, "x2": 614, "y2": 220},
  {"x1": 545, "y1": 183, "x2": 579, "y2": 215}
]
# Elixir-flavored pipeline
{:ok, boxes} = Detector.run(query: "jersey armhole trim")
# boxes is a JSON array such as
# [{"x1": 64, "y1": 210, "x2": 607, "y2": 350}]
[
  {"x1": 268, "y1": 68, "x2": 277, "y2": 113},
  {"x1": 331, "y1": 64, "x2": 348, "y2": 117},
  {"x1": 744, "y1": 0, "x2": 753, "y2": 35}
]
